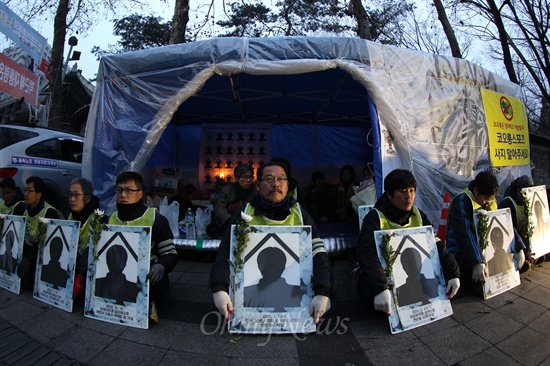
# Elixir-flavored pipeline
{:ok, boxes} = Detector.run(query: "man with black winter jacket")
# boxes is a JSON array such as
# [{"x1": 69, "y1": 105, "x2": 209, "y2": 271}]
[
  {"x1": 209, "y1": 161, "x2": 332, "y2": 325},
  {"x1": 108, "y1": 171, "x2": 178, "y2": 323},
  {"x1": 355, "y1": 169, "x2": 460, "y2": 315}
]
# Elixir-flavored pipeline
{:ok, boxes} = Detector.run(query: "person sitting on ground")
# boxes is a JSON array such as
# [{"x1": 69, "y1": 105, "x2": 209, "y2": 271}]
[
  {"x1": 109, "y1": 171, "x2": 178, "y2": 323},
  {"x1": 446, "y1": 171, "x2": 525, "y2": 291},
  {"x1": 334, "y1": 164, "x2": 358, "y2": 223},
  {"x1": 0, "y1": 177, "x2": 25, "y2": 215},
  {"x1": 362, "y1": 163, "x2": 375, "y2": 185},
  {"x1": 206, "y1": 164, "x2": 255, "y2": 239},
  {"x1": 66, "y1": 177, "x2": 101, "y2": 298},
  {"x1": 350, "y1": 162, "x2": 378, "y2": 213},
  {"x1": 355, "y1": 169, "x2": 460, "y2": 315},
  {"x1": 209, "y1": 161, "x2": 332, "y2": 325},
  {"x1": 304, "y1": 171, "x2": 333, "y2": 223},
  {"x1": 499, "y1": 175, "x2": 534, "y2": 271},
  {"x1": 18, "y1": 176, "x2": 64, "y2": 288}
]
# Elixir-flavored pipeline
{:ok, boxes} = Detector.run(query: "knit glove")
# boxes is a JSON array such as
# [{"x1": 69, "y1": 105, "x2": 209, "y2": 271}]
[
  {"x1": 374, "y1": 289, "x2": 392, "y2": 315},
  {"x1": 446, "y1": 278, "x2": 460, "y2": 299},
  {"x1": 309, "y1": 295, "x2": 331, "y2": 325},
  {"x1": 213, "y1": 291, "x2": 233, "y2": 320}
]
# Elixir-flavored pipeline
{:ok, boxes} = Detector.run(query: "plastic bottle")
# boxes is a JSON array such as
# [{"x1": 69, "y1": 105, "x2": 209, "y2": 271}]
[{"x1": 185, "y1": 208, "x2": 196, "y2": 239}]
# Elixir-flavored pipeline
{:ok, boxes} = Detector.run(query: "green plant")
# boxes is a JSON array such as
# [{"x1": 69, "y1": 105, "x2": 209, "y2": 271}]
[{"x1": 476, "y1": 209, "x2": 489, "y2": 251}]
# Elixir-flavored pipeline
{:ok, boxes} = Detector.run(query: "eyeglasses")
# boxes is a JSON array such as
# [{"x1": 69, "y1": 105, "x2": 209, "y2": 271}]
[
  {"x1": 260, "y1": 176, "x2": 288, "y2": 184},
  {"x1": 68, "y1": 192, "x2": 87, "y2": 198},
  {"x1": 23, "y1": 188, "x2": 36, "y2": 193},
  {"x1": 240, "y1": 175, "x2": 254, "y2": 181},
  {"x1": 115, "y1": 187, "x2": 141, "y2": 195}
]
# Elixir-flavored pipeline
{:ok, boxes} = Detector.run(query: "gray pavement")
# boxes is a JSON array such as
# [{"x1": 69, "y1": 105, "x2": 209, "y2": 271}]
[{"x1": 1, "y1": 253, "x2": 550, "y2": 366}]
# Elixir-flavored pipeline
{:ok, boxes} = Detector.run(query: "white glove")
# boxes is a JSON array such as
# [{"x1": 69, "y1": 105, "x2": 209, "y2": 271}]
[
  {"x1": 472, "y1": 263, "x2": 487, "y2": 283},
  {"x1": 514, "y1": 250, "x2": 526, "y2": 271},
  {"x1": 446, "y1": 278, "x2": 460, "y2": 299},
  {"x1": 213, "y1": 291, "x2": 233, "y2": 320},
  {"x1": 309, "y1": 295, "x2": 331, "y2": 325},
  {"x1": 374, "y1": 289, "x2": 392, "y2": 315}
]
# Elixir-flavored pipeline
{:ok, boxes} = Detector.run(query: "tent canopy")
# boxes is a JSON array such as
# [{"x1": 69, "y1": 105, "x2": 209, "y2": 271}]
[{"x1": 84, "y1": 36, "x2": 528, "y2": 224}]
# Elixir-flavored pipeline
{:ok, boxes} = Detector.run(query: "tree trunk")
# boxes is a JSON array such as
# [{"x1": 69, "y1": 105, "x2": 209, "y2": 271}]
[
  {"x1": 170, "y1": 0, "x2": 190, "y2": 44},
  {"x1": 432, "y1": 0, "x2": 462, "y2": 58},
  {"x1": 48, "y1": 0, "x2": 70, "y2": 129},
  {"x1": 350, "y1": 0, "x2": 371, "y2": 40},
  {"x1": 486, "y1": 0, "x2": 518, "y2": 83}
]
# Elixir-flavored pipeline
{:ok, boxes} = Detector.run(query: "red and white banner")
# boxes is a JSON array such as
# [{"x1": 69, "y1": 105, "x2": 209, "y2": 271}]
[{"x1": 0, "y1": 53, "x2": 38, "y2": 105}]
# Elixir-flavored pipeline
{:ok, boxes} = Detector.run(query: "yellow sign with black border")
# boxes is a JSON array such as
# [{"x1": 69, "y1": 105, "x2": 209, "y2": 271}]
[{"x1": 481, "y1": 89, "x2": 529, "y2": 166}]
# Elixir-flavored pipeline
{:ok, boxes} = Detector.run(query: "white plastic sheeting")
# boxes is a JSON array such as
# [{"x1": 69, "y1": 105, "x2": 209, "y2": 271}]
[{"x1": 83, "y1": 36, "x2": 529, "y2": 225}]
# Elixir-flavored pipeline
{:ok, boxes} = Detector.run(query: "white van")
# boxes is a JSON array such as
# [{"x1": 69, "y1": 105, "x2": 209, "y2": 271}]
[{"x1": 0, "y1": 124, "x2": 84, "y2": 213}]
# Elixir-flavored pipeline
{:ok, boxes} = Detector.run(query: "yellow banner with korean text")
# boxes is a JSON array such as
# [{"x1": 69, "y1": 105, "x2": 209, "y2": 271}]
[{"x1": 481, "y1": 89, "x2": 529, "y2": 167}]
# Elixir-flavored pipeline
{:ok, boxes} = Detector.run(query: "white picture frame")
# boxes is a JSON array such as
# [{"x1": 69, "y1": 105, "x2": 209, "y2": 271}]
[
  {"x1": 474, "y1": 208, "x2": 521, "y2": 299},
  {"x1": 521, "y1": 185, "x2": 550, "y2": 260},
  {"x1": 84, "y1": 224, "x2": 151, "y2": 329},
  {"x1": 374, "y1": 226, "x2": 453, "y2": 334},
  {"x1": 229, "y1": 225, "x2": 315, "y2": 334},
  {"x1": 0, "y1": 215, "x2": 26, "y2": 294},
  {"x1": 33, "y1": 218, "x2": 80, "y2": 312}
]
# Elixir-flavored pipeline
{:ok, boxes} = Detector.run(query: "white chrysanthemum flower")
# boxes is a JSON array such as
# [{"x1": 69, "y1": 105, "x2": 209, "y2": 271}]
[
  {"x1": 241, "y1": 212, "x2": 253, "y2": 222},
  {"x1": 477, "y1": 209, "x2": 487, "y2": 215},
  {"x1": 0, "y1": 214, "x2": 5, "y2": 219},
  {"x1": 39, "y1": 217, "x2": 49, "y2": 224},
  {"x1": 94, "y1": 209, "x2": 105, "y2": 217}
]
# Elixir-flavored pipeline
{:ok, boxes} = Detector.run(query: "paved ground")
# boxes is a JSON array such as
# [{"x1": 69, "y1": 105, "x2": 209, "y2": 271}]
[{"x1": 1, "y1": 251, "x2": 550, "y2": 366}]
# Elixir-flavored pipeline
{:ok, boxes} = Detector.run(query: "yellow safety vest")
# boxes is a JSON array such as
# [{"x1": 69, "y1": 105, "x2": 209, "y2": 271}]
[
  {"x1": 244, "y1": 203, "x2": 304, "y2": 225},
  {"x1": 24, "y1": 202, "x2": 63, "y2": 247},
  {"x1": 108, "y1": 207, "x2": 157, "y2": 260},
  {"x1": 375, "y1": 206, "x2": 423, "y2": 229},
  {"x1": 68, "y1": 212, "x2": 95, "y2": 249},
  {"x1": 504, "y1": 197, "x2": 527, "y2": 237},
  {"x1": 463, "y1": 188, "x2": 498, "y2": 212},
  {"x1": 0, "y1": 200, "x2": 23, "y2": 215},
  {"x1": 108, "y1": 207, "x2": 155, "y2": 226}
]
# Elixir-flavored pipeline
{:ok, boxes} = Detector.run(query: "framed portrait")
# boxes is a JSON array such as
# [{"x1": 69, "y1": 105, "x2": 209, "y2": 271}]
[
  {"x1": 474, "y1": 208, "x2": 521, "y2": 299},
  {"x1": 358, "y1": 205, "x2": 374, "y2": 230},
  {"x1": 229, "y1": 225, "x2": 315, "y2": 334},
  {"x1": 33, "y1": 219, "x2": 80, "y2": 312},
  {"x1": 0, "y1": 215, "x2": 26, "y2": 294},
  {"x1": 522, "y1": 185, "x2": 550, "y2": 260},
  {"x1": 374, "y1": 226, "x2": 453, "y2": 334},
  {"x1": 84, "y1": 224, "x2": 151, "y2": 329}
]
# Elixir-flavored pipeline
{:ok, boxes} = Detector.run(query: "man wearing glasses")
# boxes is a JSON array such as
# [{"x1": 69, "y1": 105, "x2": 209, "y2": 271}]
[
  {"x1": 206, "y1": 164, "x2": 256, "y2": 239},
  {"x1": 447, "y1": 171, "x2": 524, "y2": 291},
  {"x1": 210, "y1": 161, "x2": 332, "y2": 325},
  {"x1": 18, "y1": 176, "x2": 64, "y2": 288},
  {"x1": 108, "y1": 171, "x2": 178, "y2": 323}
]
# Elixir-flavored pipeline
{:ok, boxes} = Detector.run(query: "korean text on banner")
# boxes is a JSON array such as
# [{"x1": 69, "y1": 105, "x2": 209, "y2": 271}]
[
  {"x1": 0, "y1": 53, "x2": 38, "y2": 106},
  {"x1": 481, "y1": 89, "x2": 530, "y2": 167},
  {"x1": 0, "y1": 2, "x2": 47, "y2": 64}
]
